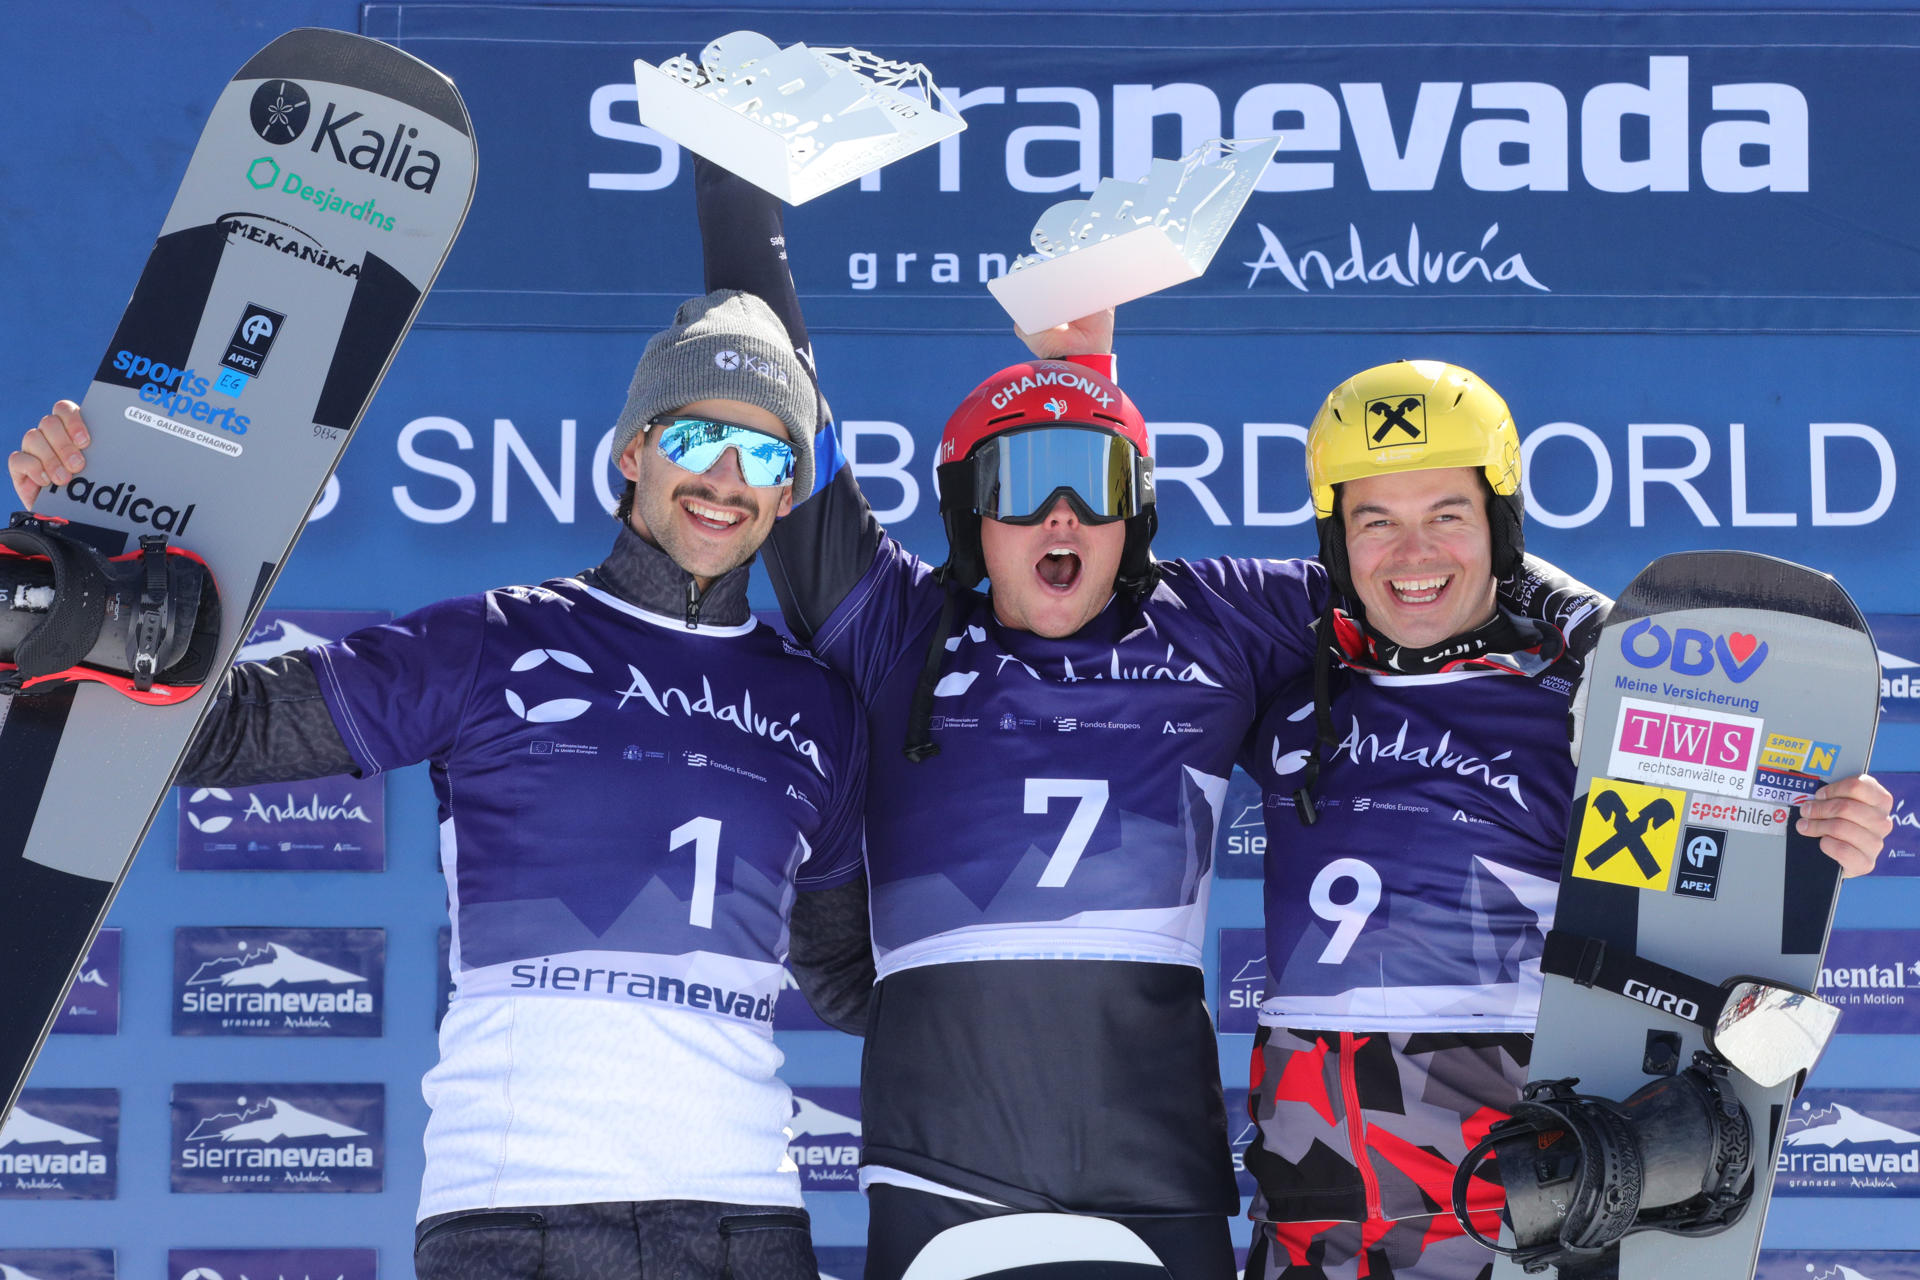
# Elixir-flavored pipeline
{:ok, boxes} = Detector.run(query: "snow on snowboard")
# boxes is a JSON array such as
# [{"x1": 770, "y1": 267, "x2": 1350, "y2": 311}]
[
  {"x1": 1460, "y1": 552, "x2": 1880, "y2": 1280},
  {"x1": 0, "y1": 28, "x2": 473, "y2": 1119}
]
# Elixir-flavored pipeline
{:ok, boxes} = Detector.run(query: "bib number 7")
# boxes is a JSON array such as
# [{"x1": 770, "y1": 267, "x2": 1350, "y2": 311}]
[{"x1": 1025, "y1": 778, "x2": 1109, "y2": 887}]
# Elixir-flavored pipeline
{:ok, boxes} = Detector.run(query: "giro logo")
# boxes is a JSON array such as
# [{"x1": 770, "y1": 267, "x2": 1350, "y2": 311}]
[
  {"x1": 1366, "y1": 395, "x2": 1426, "y2": 448},
  {"x1": 1623, "y1": 978, "x2": 1701, "y2": 1022},
  {"x1": 505, "y1": 649, "x2": 594, "y2": 723},
  {"x1": 1620, "y1": 618, "x2": 1768, "y2": 683},
  {"x1": 185, "y1": 788, "x2": 236, "y2": 834},
  {"x1": 1043, "y1": 397, "x2": 1069, "y2": 419},
  {"x1": 249, "y1": 79, "x2": 310, "y2": 145},
  {"x1": 1572, "y1": 777, "x2": 1686, "y2": 890}
]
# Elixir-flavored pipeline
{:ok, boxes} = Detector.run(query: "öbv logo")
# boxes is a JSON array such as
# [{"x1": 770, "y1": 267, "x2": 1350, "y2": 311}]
[{"x1": 1620, "y1": 618, "x2": 1768, "y2": 683}]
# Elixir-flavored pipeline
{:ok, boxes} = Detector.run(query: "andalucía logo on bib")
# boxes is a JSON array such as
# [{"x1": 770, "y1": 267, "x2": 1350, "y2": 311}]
[
  {"x1": 173, "y1": 927, "x2": 384, "y2": 1037},
  {"x1": 170, "y1": 1084, "x2": 383, "y2": 1193},
  {"x1": 0, "y1": 1090, "x2": 117, "y2": 1200}
]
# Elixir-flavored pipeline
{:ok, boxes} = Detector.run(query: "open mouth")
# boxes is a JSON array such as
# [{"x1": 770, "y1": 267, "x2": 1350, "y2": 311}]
[
  {"x1": 1036, "y1": 547, "x2": 1083, "y2": 592},
  {"x1": 1389, "y1": 574, "x2": 1450, "y2": 606},
  {"x1": 681, "y1": 497, "x2": 747, "y2": 533}
]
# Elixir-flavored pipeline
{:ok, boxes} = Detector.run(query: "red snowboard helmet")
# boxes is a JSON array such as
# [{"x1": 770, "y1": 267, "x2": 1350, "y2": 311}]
[{"x1": 932, "y1": 355, "x2": 1159, "y2": 600}]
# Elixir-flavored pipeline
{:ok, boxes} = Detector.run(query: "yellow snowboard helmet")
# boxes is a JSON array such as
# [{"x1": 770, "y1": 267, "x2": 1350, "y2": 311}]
[{"x1": 1306, "y1": 359, "x2": 1526, "y2": 594}]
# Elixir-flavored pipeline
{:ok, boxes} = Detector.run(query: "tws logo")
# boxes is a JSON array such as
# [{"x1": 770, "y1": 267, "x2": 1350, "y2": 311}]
[{"x1": 1620, "y1": 618, "x2": 1768, "y2": 683}]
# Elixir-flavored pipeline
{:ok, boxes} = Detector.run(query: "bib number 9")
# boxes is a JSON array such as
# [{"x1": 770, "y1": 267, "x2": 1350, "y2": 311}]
[{"x1": 1308, "y1": 857, "x2": 1381, "y2": 964}]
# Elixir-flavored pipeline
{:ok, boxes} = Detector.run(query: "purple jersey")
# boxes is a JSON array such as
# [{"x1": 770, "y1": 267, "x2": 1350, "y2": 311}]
[
  {"x1": 811, "y1": 536, "x2": 1320, "y2": 977},
  {"x1": 1244, "y1": 661, "x2": 1578, "y2": 1032},
  {"x1": 309, "y1": 577, "x2": 866, "y2": 1031}
]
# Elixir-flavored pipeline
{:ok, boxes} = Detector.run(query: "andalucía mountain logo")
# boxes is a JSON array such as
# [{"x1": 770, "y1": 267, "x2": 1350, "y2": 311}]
[
  {"x1": 0, "y1": 1090, "x2": 117, "y2": 1200},
  {"x1": 174, "y1": 928, "x2": 384, "y2": 1037},
  {"x1": 1777, "y1": 1090, "x2": 1920, "y2": 1196},
  {"x1": 167, "y1": 1247, "x2": 377, "y2": 1280},
  {"x1": 170, "y1": 1084, "x2": 383, "y2": 1194},
  {"x1": 0, "y1": 1249, "x2": 116, "y2": 1280},
  {"x1": 784, "y1": 1089, "x2": 862, "y2": 1191}
]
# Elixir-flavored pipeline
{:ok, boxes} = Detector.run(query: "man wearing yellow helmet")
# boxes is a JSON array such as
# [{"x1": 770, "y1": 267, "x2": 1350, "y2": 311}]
[{"x1": 1236, "y1": 360, "x2": 1893, "y2": 1280}]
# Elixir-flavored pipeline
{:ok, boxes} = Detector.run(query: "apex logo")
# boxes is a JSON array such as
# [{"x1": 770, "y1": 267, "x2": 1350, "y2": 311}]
[{"x1": 1620, "y1": 618, "x2": 1768, "y2": 683}]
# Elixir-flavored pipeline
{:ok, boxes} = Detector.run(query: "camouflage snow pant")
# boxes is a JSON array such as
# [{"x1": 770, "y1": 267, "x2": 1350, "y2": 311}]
[{"x1": 1241, "y1": 1027, "x2": 1530, "y2": 1280}]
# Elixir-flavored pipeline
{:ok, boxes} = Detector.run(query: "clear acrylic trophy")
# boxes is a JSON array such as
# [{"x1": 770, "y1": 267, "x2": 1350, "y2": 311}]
[
  {"x1": 633, "y1": 31, "x2": 965, "y2": 205},
  {"x1": 987, "y1": 136, "x2": 1283, "y2": 333}
]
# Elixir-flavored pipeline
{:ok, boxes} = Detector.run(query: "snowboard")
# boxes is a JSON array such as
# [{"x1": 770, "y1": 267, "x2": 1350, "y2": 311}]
[
  {"x1": 1490, "y1": 552, "x2": 1881, "y2": 1280},
  {"x1": 0, "y1": 28, "x2": 473, "y2": 1119}
]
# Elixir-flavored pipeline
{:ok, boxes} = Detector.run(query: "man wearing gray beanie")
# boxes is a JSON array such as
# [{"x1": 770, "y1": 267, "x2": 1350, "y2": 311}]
[{"x1": 10, "y1": 288, "x2": 863, "y2": 1279}]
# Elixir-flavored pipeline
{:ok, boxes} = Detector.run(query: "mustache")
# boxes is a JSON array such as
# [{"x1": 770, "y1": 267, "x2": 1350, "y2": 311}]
[{"x1": 672, "y1": 482, "x2": 757, "y2": 520}]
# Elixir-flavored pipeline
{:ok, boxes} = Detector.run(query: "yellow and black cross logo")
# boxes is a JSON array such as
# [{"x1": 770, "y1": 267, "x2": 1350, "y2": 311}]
[
  {"x1": 1572, "y1": 777, "x2": 1686, "y2": 891},
  {"x1": 1365, "y1": 394, "x2": 1427, "y2": 450}
]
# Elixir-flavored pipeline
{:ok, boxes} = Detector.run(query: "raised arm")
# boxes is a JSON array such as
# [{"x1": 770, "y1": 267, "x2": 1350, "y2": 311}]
[{"x1": 693, "y1": 157, "x2": 883, "y2": 646}]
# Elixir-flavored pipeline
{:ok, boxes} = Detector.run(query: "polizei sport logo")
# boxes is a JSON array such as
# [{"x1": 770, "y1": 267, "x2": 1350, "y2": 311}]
[{"x1": 171, "y1": 1083, "x2": 383, "y2": 1193}]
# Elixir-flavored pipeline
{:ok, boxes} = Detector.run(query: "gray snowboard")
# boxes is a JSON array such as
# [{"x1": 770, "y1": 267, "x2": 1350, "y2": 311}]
[
  {"x1": 0, "y1": 28, "x2": 473, "y2": 1119},
  {"x1": 1491, "y1": 552, "x2": 1880, "y2": 1280}
]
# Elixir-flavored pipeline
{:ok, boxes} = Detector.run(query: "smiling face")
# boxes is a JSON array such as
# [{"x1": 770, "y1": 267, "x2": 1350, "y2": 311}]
[
  {"x1": 1340, "y1": 466, "x2": 1499, "y2": 649},
  {"x1": 620, "y1": 397, "x2": 794, "y2": 589},
  {"x1": 978, "y1": 496, "x2": 1127, "y2": 638}
]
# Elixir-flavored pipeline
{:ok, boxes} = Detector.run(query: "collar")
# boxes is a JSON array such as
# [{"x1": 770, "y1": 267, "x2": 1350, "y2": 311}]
[
  {"x1": 579, "y1": 522, "x2": 753, "y2": 629},
  {"x1": 1328, "y1": 605, "x2": 1568, "y2": 679}
]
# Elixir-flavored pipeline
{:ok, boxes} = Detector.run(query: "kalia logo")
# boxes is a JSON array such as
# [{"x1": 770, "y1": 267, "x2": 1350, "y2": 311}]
[
  {"x1": 250, "y1": 78, "x2": 442, "y2": 194},
  {"x1": 1620, "y1": 618, "x2": 1768, "y2": 683}
]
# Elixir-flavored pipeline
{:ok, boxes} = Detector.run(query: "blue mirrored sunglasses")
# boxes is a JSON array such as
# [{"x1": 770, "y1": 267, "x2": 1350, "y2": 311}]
[{"x1": 651, "y1": 416, "x2": 796, "y2": 488}]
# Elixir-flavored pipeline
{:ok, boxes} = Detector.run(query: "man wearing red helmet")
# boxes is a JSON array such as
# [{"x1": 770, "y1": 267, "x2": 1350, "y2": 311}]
[{"x1": 690, "y1": 165, "x2": 1610, "y2": 1278}]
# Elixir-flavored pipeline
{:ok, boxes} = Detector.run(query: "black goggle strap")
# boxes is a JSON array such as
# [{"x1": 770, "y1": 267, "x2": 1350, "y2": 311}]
[
  {"x1": 1540, "y1": 930, "x2": 1732, "y2": 1036},
  {"x1": 1292, "y1": 604, "x2": 1342, "y2": 827}
]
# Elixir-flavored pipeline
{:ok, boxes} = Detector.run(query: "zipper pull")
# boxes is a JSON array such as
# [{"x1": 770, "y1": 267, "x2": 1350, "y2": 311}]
[{"x1": 685, "y1": 579, "x2": 701, "y2": 629}]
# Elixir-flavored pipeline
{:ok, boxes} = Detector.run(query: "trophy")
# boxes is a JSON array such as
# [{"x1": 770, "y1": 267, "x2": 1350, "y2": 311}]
[
  {"x1": 987, "y1": 136, "x2": 1283, "y2": 333},
  {"x1": 633, "y1": 31, "x2": 965, "y2": 205}
]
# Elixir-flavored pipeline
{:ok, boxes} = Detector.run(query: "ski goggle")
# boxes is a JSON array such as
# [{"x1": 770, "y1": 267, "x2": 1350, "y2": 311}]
[
  {"x1": 966, "y1": 426, "x2": 1153, "y2": 525},
  {"x1": 650, "y1": 416, "x2": 796, "y2": 488}
]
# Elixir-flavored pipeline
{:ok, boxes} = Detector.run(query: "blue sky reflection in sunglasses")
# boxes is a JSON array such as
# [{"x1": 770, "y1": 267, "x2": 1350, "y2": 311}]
[{"x1": 653, "y1": 417, "x2": 795, "y2": 487}]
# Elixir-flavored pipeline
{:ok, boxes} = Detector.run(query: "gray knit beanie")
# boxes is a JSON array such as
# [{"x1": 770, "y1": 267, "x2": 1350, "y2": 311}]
[{"x1": 613, "y1": 290, "x2": 818, "y2": 495}]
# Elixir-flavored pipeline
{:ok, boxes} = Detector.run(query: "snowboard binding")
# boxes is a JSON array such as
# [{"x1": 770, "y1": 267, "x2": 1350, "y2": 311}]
[
  {"x1": 0, "y1": 511, "x2": 222, "y2": 704},
  {"x1": 1451, "y1": 1054, "x2": 1754, "y2": 1275}
]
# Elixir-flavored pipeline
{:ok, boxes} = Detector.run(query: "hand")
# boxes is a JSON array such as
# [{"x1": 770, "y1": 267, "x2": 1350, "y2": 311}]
[
  {"x1": 10, "y1": 401, "x2": 90, "y2": 508},
  {"x1": 1015, "y1": 308, "x2": 1115, "y2": 360},
  {"x1": 1798, "y1": 773, "x2": 1894, "y2": 878}
]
